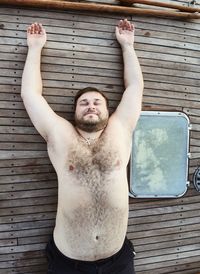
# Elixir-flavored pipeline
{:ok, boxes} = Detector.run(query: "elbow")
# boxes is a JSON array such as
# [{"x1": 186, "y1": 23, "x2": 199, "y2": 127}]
[
  {"x1": 125, "y1": 78, "x2": 144, "y2": 91},
  {"x1": 21, "y1": 91, "x2": 27, "y2": 102},
  {"x1": 21, "y1": 91, "x2": 24, "y2": 100},
  {"x1": 20, "y1": 90, "x2": 31, "y2": 103},
  {"x1": 21, "y1": 91, "x2": 25, "y2": 101},
  {"x1": 21, "y1": 85, "x2": 26, "y2": 100}
]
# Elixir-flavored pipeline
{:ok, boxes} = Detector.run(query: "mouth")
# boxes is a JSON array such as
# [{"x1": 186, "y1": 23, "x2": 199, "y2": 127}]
[{"x1": 84, "y1": 112, "x2": 98, "y2": 116}]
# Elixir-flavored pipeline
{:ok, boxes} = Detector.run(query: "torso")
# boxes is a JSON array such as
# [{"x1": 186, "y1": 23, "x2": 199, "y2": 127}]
[{"x1": 47, "y1": 119, "x2": 132, "y2": 261}]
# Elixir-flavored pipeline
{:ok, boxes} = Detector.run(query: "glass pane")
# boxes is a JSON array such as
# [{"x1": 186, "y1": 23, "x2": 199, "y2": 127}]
[{"x1": 130, "y1": 112, "x2": 190, "y2": 198}]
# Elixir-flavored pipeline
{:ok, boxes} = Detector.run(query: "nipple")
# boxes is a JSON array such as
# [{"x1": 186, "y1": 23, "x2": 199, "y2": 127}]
[
  {"x1": 69, "y1": 165, "x2": 74, "y2": 171},
  {"x1": 116, "y1": 160, "x2": 120, "y2": 166},
  {"x1": 96, "y1": 235, "x2": 99, "y2": 241}
]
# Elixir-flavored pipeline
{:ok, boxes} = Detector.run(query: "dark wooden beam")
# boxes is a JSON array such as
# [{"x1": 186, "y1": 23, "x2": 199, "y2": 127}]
[
  {"x1": 0, "y1": 0, "x2": 200, "y2": 19},
  {"x1": 120, "y1": 0, "x2": 200, "y2": 13}
]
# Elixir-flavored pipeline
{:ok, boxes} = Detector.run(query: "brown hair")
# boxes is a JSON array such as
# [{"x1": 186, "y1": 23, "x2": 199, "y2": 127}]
[{"x1": 74, "y1": 87, "x2": 109, "y2": 109}]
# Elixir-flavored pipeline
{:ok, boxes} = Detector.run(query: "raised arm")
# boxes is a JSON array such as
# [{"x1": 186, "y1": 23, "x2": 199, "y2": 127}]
[
  {"x1": 112, "y1": 19, "x2": 144, "y2": 131},
  {"x1": 21, "y1": 23, "x2": 69, "y2": 142}
]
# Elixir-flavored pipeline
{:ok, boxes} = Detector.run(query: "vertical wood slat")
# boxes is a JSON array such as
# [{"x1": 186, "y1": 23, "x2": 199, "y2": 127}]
[{"x1": 0, "y1": 2, "x2": 200, "y2": 273}]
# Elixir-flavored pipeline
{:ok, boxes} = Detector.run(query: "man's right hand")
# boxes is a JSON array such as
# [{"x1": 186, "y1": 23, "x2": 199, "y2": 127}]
[
  {"x1": 115, "y1": 19, "x2": 135, "y2": 49},
  {"x1": 27, "y1": 22, "x2": 47, "y2": 49}
]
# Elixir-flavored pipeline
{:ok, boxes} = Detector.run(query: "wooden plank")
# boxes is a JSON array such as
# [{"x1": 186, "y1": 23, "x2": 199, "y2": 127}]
[
  {"x1": 132, "y1": 230, "x2": 200, "y2": 246},
  {"x1": 0, "y1": 181, "x2": 57, "y2": 193},
  {"x1": 0, "y1": 203, "x2": 56, "y2": 217},
  {"x1": 0, "y1": 238, "x2": 17, "y2": 247},
  {"x1": 1, "y1": 265, "x2": 47, "y2": 274},
  {"x1": 135, "y1": 251, "x2": 200, "y2": 268},
  {"x1": 0, "y1": 157, "x2": 51, "y2": 168},
  {"x1": 135, "y1": 244, "x2": 200, "y2": 261},
  {"x1": 0, "y1": 150, "x2": 48, "y2": 160},
  {"x1": 0, "y1": 142, "x2": 46, "y2": 151},
  {"x1": 0, "y1": 164, "x2": 53, "y2": 176},
  {"x1": 0, "y1": 220, "x2": 55, "y2": 233},
  {"x1": 0, "y1": 257, "x2": 46, "y2": 269},
  {"x1": 129, "y1": 209, "x2": 200, "y2": 226},
  {"x1": 128, "y1": 215, "x2": 200, "y2": 233},
  {"x1": 128, "y1": 222, "x2": 200, "y2": 239},
  {"x1": 0, "y1": 211, "x2": 56, "y2": 225},
  {"x1": 143, "y1": 96, "x2": 200, "y2": 108},
  {"x1": 0, "y1": 249, "x2": 45, "y2": 263},
  {"x1": 2, "y1": 19, "x2": 200, "y2": 45},
  {"x1": 0, "y1": 173, "x2": 57, "y2": 184},
  {"x1": 136, "y1": 263, "x2": 200, "y2": 274},
  {"x1": 135, "y1": 257, "x2": 200, "y2": 272},
  {"x1": 0, "y1": 227, "x2": 53, "y2": 243}
]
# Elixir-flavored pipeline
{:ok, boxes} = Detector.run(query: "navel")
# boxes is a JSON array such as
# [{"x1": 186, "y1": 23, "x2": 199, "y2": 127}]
[{"x1": 95, "y1": 235, "x2": 99, "y2": 241}]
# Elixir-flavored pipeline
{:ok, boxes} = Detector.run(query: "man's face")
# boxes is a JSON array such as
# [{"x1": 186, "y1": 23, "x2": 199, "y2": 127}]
[{"x1": 75, "y1": 92, "x2": 109, "y2": 132}]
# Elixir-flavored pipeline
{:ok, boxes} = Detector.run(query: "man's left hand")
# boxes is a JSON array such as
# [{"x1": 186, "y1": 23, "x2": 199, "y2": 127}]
[{"x1": 115, "y1": 19, "x2": 135, "y2": 47}]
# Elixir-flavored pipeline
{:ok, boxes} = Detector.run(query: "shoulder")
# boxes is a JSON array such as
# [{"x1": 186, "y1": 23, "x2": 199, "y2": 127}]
[
  {"x1": 107, "y1": 113, "x2": 134, "y2": 137},
  {"x1": 104, "y1": 115, "x2": 133, "y2": 150},
  {"x1": 47, "y1": 117, "x2": 77, "y2": 147}
]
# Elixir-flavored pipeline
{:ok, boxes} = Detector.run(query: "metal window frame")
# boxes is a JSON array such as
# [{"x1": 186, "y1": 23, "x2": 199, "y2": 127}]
[{"x1": 129, "y1": 111, "x2": 191, "y2": 198}]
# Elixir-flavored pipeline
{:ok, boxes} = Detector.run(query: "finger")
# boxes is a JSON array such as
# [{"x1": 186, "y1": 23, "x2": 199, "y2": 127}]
[
  {"x1": 32, "y1": 23, "x2": 37, "y2": 34},
  {"x1": 123, "y1": 18, "x2": 130, "y2": 30},
  {"x1": 131, "y1": 23, "x2": 135, "y2": 31},
  {"x1": 116, "y1": 26, "x2": 123, "y2": 35},
  {"x1": 126, "y1": 21, "x2": 134, "y2": 31},
  {"x1": 115, "y1": 26, "x2": 120, "y2": 35},
  {"x1": 40, "y1": 24, "x2": 45, "y2": 35},
  {"x1": 37, "y1": 23, "x2": 41, "y2": 34},
  {"x1": 27, "y1": 26, "x2": 31, "y2": 34},
  {"x1": 42, "y1": 28, "x2": 46, "y2": 36},
  {"x1": 37, "y1": 23, "x2": 42, "y2": 34},
  {"x1": 118, "y1": 19, "x2": 123, "y2": 28},
  {"x1": 121, "y1": 21, "x2": 126, "y2": 30},
  {"x1": 30, "y1": 24, "x2": 34, "y2": 34},
  {"x1": 126, "y1": 19, "x2": 132, "y2": 30},
  {"x1": 33, "y1": 22, "x2": 36, "y2": 33},
  {"x1": 124, "y1": 18, "x2": 129, "y2": 26},
  {"x1": 35, "y1": 22, "x2": 40, "y2": 34},
  {"x1": 27, "y1": 23, "x2": 46, "y2": 36},
  {"x1": 125, "y1": 19, "x2": 131, "y2": 30},
  {"x1": 38, "y1": 23, "x2": 42, "y2": 34}
]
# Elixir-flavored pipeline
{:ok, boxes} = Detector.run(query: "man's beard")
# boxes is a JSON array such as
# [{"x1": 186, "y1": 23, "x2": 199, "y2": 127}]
[{"x1": 75, "y1": 115, "x2": 108, "y2": 133}]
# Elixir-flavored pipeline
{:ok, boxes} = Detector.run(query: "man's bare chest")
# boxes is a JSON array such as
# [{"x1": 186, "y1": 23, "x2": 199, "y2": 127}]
[{"x1": 66, "y1": 138, "x2": 123, "y2": 188}]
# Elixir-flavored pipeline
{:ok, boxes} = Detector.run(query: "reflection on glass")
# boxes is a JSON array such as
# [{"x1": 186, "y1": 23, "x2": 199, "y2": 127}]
[{"x1": 130, "y1": 113, "x2": 189, "y2": 197}]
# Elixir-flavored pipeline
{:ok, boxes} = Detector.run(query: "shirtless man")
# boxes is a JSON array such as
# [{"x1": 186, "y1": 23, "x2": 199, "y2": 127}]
[{"x1": 21, "y1": 19, "x2": 143, "y2": 274}]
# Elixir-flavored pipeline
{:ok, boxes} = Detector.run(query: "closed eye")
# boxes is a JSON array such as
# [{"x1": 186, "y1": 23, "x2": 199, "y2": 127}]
[
  {"x1": 79, "y1": 99, "x2": 89, "y2": 106},
  {"x1": 80, "y1": 102, "x2": 88, "y2": 106},
  {"x1": 94, "y1": 102, "x2": 101, "y2": 106},
  {"x1": 94, "y1": 99, "x2": 102, "y2": 105}
]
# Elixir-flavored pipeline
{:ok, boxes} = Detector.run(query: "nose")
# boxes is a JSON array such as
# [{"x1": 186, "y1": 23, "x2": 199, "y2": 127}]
[
  {"x1": 88, "y1": 103, "x2": 96, "y2": 110},
  {"x1": 87, "y1": 107, "x2": 96, "y2": 113}
]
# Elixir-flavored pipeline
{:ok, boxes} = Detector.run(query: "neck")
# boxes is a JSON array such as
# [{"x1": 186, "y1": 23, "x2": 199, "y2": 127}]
[{"x1": 75, "y1": 127, "x2": 104, "y2": 145}]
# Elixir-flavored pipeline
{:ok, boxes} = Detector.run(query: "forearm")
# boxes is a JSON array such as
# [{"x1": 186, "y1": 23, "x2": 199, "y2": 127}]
[
  {"x1": 121, "y1": 44, "x2": 143, "y2": 90},
  {"x1": 21, "y1": 47, "x2": 43, "y2": 98}
]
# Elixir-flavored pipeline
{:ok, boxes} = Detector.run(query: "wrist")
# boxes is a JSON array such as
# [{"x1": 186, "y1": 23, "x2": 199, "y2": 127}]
[
  {"x1": 28, "y1": 46, "x2": 43, "y2": 53},
  {"x1": 121, "y1": 43, "x2": 134, "y2": 52}
]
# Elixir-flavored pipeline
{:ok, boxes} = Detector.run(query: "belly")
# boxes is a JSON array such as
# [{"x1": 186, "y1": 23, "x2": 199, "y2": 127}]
[{"x1": 54, "y1": 173, "x2": 129, "y2": 260}]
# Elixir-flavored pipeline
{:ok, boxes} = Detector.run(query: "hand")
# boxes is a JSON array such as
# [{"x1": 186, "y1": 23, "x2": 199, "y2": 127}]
[
  {"x1": 27, "y1": 22, "x2": 47, "y2": 49},
  {"x1": 115, "y1": 19, "x2": 135, "y2": 47}
]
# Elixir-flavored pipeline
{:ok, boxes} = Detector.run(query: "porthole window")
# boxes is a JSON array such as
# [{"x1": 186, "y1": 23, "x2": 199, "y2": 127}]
[{"x1": 130, "y1": 111, "x2": 190, "y2": 198}]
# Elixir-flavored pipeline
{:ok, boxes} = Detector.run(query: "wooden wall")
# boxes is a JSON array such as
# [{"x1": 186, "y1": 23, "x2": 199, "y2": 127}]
[{"x1": 0, "y1": 2, "x2": 200, "y2": 273}]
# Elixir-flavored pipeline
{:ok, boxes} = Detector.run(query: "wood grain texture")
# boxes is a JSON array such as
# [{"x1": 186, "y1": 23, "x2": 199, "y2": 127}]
[{"x1": 0, "y1": 2, "x2": 200, "y2": 273}]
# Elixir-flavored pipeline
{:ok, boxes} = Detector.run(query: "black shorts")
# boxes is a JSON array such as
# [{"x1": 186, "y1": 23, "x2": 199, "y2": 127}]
[{"x1": 46, "y1": 236, "x2": 136, "y2": 274}]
